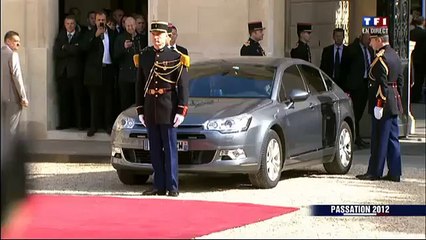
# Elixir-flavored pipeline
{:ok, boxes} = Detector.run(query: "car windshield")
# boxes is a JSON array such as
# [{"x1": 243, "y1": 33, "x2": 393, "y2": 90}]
[{"x1": 188, "y1": 63, "x2": 276, "y2": 98}]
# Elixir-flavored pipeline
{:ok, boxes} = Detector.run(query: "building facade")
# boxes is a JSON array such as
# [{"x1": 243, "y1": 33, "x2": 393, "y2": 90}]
[{"x1": 0, "y1": 0, "x2": 418, "y2": 149}]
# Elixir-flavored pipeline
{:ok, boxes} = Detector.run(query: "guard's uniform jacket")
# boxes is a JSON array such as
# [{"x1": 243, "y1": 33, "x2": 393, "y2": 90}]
[
  {"x1": 368, "y1": 45, "x2": 403, "y2": 117},
  {"x1": 240, "y1": 38, "x2": 265, "y2": 56},
  {"x1": 135, "y1": 46, "x2": 189, "y2": 126},
  {"x1": 290, "y1": 40, "x2": 311, "y2": 62}
]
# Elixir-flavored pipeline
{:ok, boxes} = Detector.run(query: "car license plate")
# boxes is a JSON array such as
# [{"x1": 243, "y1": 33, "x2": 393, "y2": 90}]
[{"x1": 143, "y1": 140, "x2": 189, "y2": 152}]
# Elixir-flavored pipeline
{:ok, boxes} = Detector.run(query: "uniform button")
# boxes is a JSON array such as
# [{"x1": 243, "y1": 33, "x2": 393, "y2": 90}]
[
  {"x1": 155, "y1": 95, "x2": 158, "y2": 97},
  {"x1": 155, "y1": 68, "x2": 158, "y2": 70},
  {"x1": 155, "y1": 81, "x2": 158, "y2": 84},
  {"x1": 155, "y1": 88, "x2": 158, "y2": 90}
]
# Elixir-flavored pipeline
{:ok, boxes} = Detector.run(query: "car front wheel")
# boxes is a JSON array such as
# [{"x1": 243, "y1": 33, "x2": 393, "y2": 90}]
[
  {"x1": 323, "y1": 121, "x2": 353, "y2": 174},
  {"x1": 249, "y1": 130, "x2": 282, "y2": 189},
  {"x1": 117, "y1": 170, "x2": 150, "y2": 185}
]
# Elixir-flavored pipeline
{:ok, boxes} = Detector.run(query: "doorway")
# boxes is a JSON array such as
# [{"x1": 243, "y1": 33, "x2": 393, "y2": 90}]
[{"x1": 59, "y1": 0, "x2": 148, "y2": 30}]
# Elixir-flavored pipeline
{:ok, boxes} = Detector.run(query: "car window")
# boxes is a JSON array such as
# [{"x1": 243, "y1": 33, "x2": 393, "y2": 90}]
[
  {"x1": 279, "y1": 65, "x2": 306, "y2": 101},
  {"x1": 297, "y1": 65, "x2": 327, "y2": 94},
  {"x1": 320, "y1": 71, "x2": 333, "y2": 91},
  {"x1": 189, "y1": 64, "x2": 276, "y2": 98}
]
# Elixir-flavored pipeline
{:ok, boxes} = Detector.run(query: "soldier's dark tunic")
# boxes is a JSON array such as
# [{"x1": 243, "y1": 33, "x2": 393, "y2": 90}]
[
  {"x1": 240, "y1": 38, "x2": 265, "y2": 56},
  {"x1": 366, "y1": 44, "x2": 403, "y2": 179},
  {"x1": 136, "y1": 46, "x2": 189, "y2": 126},
  {"x1": 290, "y1": 40, "x2": 311, "y2": 62}
]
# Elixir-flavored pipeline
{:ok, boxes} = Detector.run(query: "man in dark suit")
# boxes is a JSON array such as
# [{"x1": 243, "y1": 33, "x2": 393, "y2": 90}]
[
  {"x1": 240, "y1": 21, "x2": 266, "y2": 56},
  {"x1": 167, "y1": 23, "x2": 188, "y2": 55},
  {"x1": 356, "y1": 25, "x2": 403, "y2": 182},
  {"x1": 134, "y1": 14, "x2": 148, "y2": 49},
  {"x1": 320, "y1": 28, "x2": 347, "y2": 86},
  {"x1": 136, "y1": 21, "x2": 189, "y2": 197},
  {"x1": 81, "y1": 10, "x2": 117, "y2": 136},
  {"x1": 53, "y1": 15, "x2": 85, "y2": 130},
  {"x1": 290, "y1": 23, "x2": 312, "y2": 62},
  {"x1": 410, "y1": 16, "x2": 426, "y2": 103},
  {"x1": 113, "y1": 16, "x2": 140, "y2": 111},
  {"x1": 340, "y1": 33, "x2": 374, "y2": 148}
]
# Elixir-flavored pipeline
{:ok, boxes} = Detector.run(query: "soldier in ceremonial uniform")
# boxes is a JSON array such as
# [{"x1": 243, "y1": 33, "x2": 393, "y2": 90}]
[
  {"x1": 240, "y1": 21, "x2": 266, "y2": 56},
  {"x1": 290, "y1": 23, "x2": 312, "y2": 62},
  {"x1": 356, "y1": 22, "x2": 403, "y2": 182},
  {"x1": 135, "y1": 21, "x2": 189, "y2": 196}
]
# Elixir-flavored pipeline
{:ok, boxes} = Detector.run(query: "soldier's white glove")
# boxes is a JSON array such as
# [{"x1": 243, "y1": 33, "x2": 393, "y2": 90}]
[
  {"x1": 138, "y1": 114, "x2": 146, "y2": 127},
  {"x1": 374, "y1": 106, "x2": 383, "y2": 120},
  {"x1": 173, "y1": 114, "x2": 184, "y2": 128}
]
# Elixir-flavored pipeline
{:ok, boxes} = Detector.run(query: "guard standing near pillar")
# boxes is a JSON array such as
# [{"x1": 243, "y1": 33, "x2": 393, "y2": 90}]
[
  {"x1": 290, "y1": 23, "x2": 312, "y2": 62},
  {"x1": 135, "y1": 21, "x2": 189, "y2": 196},
  {"x1": 356, "y1": 19, "x2": 403, "y2": 182},
  {"x1": 240, "y1": 21, "x2": 266, "y2": 56}
]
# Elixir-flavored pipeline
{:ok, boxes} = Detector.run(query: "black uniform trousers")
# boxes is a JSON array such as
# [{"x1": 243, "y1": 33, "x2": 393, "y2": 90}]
[
  {"x1": 147, "y1": 124, "x2": 178, "y2": 192},
  {"x1": 57, "y1": 75, "x2": 84, "y2": 129},
  {"x1": 348, "y1": 78, "x2": 369, "y2": 139},
  {"x1": 88, "y1": 64, "x2": 115, "y2": 131},
  {"x1": 118, "y1": 81, "x2": 135, "y2": 111},
  {"x1": 367, "y1": 115, "x2": 402, "y2": 177},
  {"x1": 411, "y1": 63, "x2": 425, "y2": 103}
]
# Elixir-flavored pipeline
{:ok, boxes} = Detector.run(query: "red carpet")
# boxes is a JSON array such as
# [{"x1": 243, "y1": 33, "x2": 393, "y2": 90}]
[{"x1": 2, "y1": 194, "x2": 298, "y2": 239}]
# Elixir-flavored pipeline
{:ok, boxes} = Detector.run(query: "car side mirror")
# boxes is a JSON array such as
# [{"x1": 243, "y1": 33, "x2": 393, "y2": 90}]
[{"x1": 289, "y1": 89, "x2": 309, "y2": 102}]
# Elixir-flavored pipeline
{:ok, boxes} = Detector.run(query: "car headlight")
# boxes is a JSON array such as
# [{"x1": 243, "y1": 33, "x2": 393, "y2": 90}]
[
  {"x1": 204, "y1": 114, "x2": 252, "y2": 133},
  {"x1": 113, "y1": 114, "x2": 136, "y2": 131}
]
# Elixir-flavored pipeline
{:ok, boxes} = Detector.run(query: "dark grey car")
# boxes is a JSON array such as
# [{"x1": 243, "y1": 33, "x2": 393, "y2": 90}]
[{"x1": 111, "y1": 57, "x2": 355, "y2": 189}]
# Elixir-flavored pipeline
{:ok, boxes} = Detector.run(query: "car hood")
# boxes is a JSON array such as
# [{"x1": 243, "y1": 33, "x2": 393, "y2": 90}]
[{"x1": 124, "y1": 98, "x2": 272, "y2": 125}]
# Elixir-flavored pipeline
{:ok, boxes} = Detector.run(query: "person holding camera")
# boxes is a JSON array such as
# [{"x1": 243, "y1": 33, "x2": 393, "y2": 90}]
[
  {"x1": 81, "y1": 10, "x2": 117, "y2": 137},
  {"x1": 113, "y1": 16, "x2": 140, "y2": 111}
]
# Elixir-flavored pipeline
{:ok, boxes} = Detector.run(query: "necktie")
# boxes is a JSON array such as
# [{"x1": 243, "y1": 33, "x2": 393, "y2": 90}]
[
  {"x1": 363, "y1": 46, "x2": 370, "y2": 75},
  {"x1": 334, "y1": 47, "x2": 341, "y2": 79},
  {"x1": 67, "y1": 33, "x2": 72, "y2": 43}
]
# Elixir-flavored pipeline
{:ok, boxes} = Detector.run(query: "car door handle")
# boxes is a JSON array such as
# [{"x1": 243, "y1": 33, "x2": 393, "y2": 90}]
[{"x1": 309, "y1": 103, "x2": 315, "y2": 110}]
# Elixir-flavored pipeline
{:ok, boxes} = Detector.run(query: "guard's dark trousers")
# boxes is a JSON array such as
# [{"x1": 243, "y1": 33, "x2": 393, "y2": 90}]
[
  {"x1": 147, "y1": 124, "x2": 178, "y2": 192},
  {"x1": 367, "y1": 115, "x2": 402, "y2": 177}
]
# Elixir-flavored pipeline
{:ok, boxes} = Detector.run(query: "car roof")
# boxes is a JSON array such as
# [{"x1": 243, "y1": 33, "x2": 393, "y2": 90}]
[{"x1": 192, "y1": 57, "x2": 315, "y2": 68}]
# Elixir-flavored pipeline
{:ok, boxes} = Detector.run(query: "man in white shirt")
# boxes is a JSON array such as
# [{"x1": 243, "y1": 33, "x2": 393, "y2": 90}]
[{"x1": 1, "y1": 31, "x2": 29, "y2": 135}]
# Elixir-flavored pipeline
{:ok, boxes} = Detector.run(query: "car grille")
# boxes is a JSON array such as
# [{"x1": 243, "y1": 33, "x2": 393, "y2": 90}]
[
  {"x1": 129, "y1": 133, "x2": 206, "y2": 140},
  {"x1": 122, "y1": 149, "x2": 215, "y2": 165}
]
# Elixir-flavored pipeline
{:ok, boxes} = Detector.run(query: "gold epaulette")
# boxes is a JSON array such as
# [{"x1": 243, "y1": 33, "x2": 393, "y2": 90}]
[
  {"x1": 172, "y1": 48, "x2": 190, "y2": 68},
  {"x1": 180, "y1": 54, "x2": 190, "y2": 68},
  {"x1": 133, "y1": 54, "x2": 139, "y2": 68},
  {"x1": 243, "y1": 40, "x2": 250, "y2": 47},
  {"x1": 368, "y1": 49, "x2": 388, "y2": 81}
]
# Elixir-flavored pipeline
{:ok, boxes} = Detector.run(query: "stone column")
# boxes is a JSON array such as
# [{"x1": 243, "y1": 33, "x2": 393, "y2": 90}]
[{"x1": 349, "y1": 0, "x2": 376, "y2": 42}]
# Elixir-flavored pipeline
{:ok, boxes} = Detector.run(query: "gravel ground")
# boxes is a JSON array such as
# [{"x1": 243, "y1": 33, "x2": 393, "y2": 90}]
[{"x1": 26, "y1": 161, "x2": 425, "y2": 239}]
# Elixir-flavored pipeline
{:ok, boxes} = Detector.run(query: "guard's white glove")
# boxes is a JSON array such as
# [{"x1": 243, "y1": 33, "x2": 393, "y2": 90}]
[
  {"x1": 173, "y1": 114, "x2": 184, "y2": 128},
  {"x1": 374, "y1": 106, "x2": 383, "y2": 120},
  {"x1": 138, "y1": 114, "x2": 146, "y2": 127}
]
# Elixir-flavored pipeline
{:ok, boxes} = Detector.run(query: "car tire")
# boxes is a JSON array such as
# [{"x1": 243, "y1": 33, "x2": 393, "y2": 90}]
[
  {"x1": 323, "y1": 121, "x2": 353, "y2": 174},
  {"x1": 117, "y1": 170, "x2": 150, "y2": 185},
  {"x1": 249, "y1": 130, "x2": 282, "y2": 189}
]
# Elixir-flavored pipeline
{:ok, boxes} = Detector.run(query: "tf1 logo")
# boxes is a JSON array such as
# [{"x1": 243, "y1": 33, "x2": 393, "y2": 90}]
[{"x1": 362, "y1": 16, "x2": 388, "y2": 27}]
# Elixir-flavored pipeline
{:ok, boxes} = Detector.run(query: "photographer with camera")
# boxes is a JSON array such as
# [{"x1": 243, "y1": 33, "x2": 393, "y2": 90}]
[
  {"x1": 113, "y1": 16, "x2": 141, "y2": 111},
  {"x1": 81, "y1": 10, "x2": 117, "y2": 137}
]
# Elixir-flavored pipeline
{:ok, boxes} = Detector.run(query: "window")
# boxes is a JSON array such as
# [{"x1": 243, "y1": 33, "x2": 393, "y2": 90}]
[
  {"x1": 321, "y1": 71, "x2": 333, "y2": 91},
  {"x1": 279, "y1": 65, "x2": 306, "y2": 101},
  {"x1": 189, "y1": 63, "x2": 276, "y2": 98},
  {"x1": 298, "y1": 65, "x2": 327, "y2": 94}
]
